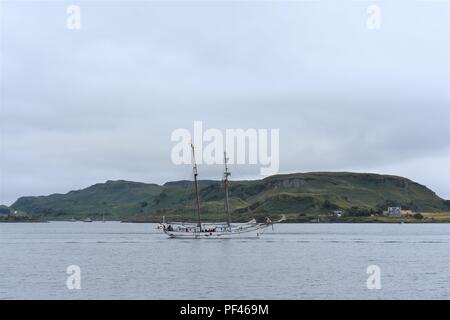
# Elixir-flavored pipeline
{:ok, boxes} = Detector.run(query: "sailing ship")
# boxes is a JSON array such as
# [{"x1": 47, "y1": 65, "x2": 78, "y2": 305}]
[{"x1": 159, "y1": 144, "x2": 284, "y2": 239}]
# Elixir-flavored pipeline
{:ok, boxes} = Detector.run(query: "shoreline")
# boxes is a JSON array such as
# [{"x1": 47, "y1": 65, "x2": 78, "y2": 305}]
[
  {"x1": 2, "y1": 220, "x2": 450, "y2": 224},
  {"x1": 3, "y1": 211, "x2": 450, "y2": 224}
]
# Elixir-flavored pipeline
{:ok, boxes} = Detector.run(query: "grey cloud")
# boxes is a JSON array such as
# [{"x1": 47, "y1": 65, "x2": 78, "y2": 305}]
[{"x1": 1, "y1": 1, "x2": 449, "y2": 204}]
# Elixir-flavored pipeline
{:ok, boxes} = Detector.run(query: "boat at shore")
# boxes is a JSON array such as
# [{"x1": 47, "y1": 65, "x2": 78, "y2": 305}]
[{"x1": 159, "y1": 144, "x2": 284, "y2": 239}]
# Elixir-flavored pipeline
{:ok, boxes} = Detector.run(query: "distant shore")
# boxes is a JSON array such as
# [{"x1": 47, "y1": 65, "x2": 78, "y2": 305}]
[
  {"x1": 0, "y1": 216, "x2": 48, "y2": 223},
  {"x1": 120, "y1": 219, "x2": 450, "y2": 224},
  {"x1": 2, "y1": 212, "x2": 450, "y2": 223},
  {"x1": 2, "y1": 220, "x2": 450, "y2": 223}
]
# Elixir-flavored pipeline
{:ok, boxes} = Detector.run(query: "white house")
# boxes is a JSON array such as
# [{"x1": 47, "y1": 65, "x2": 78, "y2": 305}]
[{"x1": 388, "y1": 207, "x2": 401, "y2": 218}]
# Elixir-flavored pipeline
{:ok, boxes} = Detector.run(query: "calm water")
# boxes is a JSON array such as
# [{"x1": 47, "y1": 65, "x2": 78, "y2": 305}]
[{"x1": 0, "y1": 222, "x2": 449, "y2": 299}]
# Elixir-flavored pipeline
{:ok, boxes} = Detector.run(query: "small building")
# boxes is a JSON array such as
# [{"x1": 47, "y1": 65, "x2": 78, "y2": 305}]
[
  {"x1": 401, "y1": 210, "x2": 414, "y2": 217},
  {"x1": 332, "y1": 210, "x2": 343, "y2": 217},
  {"x1": 388, "y1": 207, "x2": 401, "y2": 218}
]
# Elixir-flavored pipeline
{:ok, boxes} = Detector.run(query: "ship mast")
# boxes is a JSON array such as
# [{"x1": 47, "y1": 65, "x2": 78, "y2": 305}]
[
  {"x1": 223, "y1": 151, "x2": 231, "y2": 226},
  {"x1": 191, "y1": 144, "x2": 202, "y2": 230}
]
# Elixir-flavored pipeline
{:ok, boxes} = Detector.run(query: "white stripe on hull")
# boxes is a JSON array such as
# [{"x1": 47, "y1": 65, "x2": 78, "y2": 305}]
[{"x1": 163, "y1": 225, "x2": 268, "y2": 239}]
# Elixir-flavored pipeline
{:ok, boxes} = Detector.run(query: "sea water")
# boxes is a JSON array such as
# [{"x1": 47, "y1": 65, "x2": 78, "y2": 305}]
[{"x1": 0, "y1": 222, "x2": 449, "y2": 299}]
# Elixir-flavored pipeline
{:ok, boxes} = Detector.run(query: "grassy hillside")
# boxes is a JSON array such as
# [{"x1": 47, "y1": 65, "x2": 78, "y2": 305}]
[
  {"x1": 11, "y1": 180, "x2": 163, "y2": 218},
  {"x1": 11, "y1": 172, "x2": 450, "y2": 221},
  {"x1": 0, "y1": 205, "x2": 11, "y2": 215}
]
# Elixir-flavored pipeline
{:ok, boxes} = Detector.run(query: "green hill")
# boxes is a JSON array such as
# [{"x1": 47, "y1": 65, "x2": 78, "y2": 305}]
[
  {"x1": 10, "y1": 172, "x2": 450, "y2": 221},
  {"x1": 0, "y1": 205, "x2": 11, "y2": 215}
]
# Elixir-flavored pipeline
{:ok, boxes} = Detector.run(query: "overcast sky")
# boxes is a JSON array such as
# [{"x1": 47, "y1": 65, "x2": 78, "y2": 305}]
[{"x1": 1, "y1": 1, "x2": 449, "y2": 205}]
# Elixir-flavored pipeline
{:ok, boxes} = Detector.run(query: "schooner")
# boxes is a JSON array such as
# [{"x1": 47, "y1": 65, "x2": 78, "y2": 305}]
[{"x1": 159, "y1": 144, "x2": 283, "y2": 239}]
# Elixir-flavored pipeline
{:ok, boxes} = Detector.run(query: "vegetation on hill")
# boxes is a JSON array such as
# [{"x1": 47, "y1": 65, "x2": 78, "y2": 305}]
[
  {"x1": 10, "y1": 172, "x2": 450, "y2": 222},
  {"x1": 0, "y1": 205, "x2": 11, "y2": 215}
]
